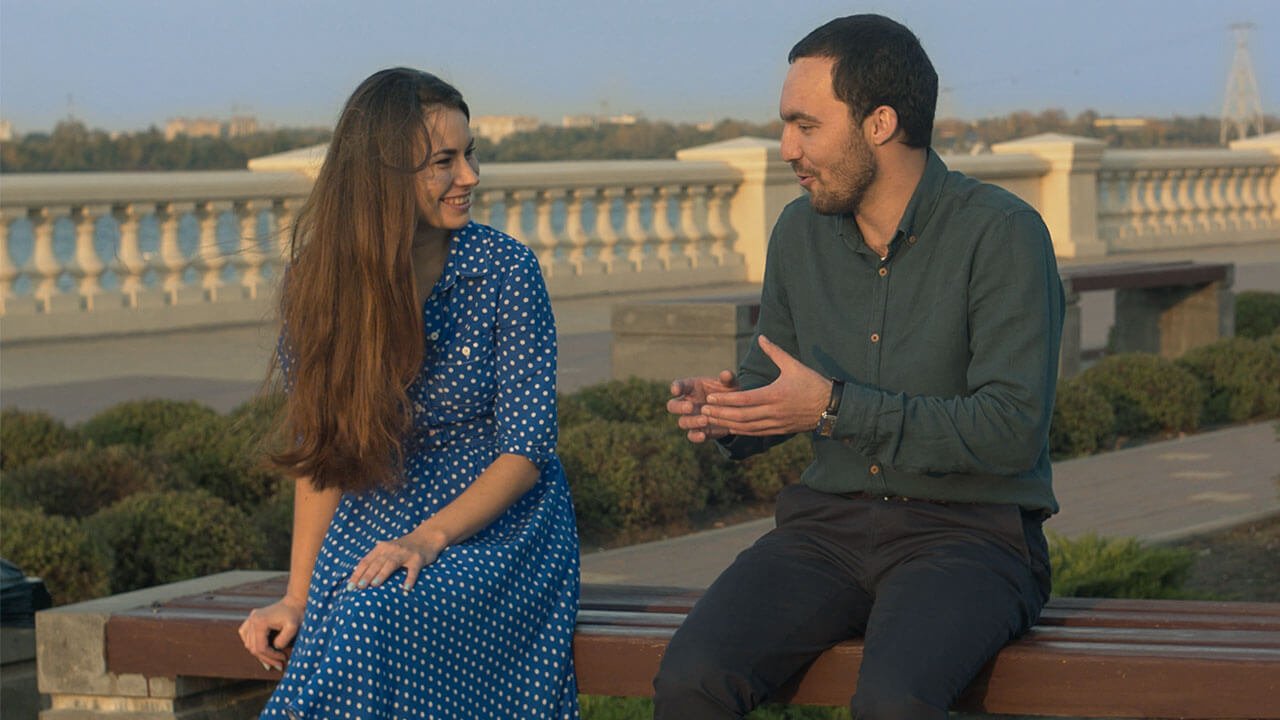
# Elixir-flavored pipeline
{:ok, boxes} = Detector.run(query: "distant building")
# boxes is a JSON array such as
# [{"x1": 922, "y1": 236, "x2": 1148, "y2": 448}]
[
  {"x1": 227, "y1": 115, "x2": 259, "y2": 137},
  {"x1": 607, "y1": 113, "x2": 639, "y2": 125},
  {"x1": 1094, "y1": 117, "x2": 1150, "y2": 130},
  {"x1": 562, "y1": 114, "x2": 597, "y2": 128},
  {"x1": 471, "y1": 115, "x2": 539, "y2": 142},
  {"x1": 0, "y1": 119, "x2": 12, "y2": 142},
  {"x1": 165, "y1": 117, "x2": 223, "y2": 140}
]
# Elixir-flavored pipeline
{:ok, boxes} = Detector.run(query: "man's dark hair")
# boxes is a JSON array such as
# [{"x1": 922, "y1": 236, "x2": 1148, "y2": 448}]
[{"x1": 789, "y1": 14, "x2": 938, "y2": 148}]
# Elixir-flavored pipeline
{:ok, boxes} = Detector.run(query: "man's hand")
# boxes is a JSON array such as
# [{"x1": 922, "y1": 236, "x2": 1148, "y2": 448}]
[
  {"x1": 700, "y1": 335, "x2": 831, "y2": 436},
  {"x1": 668, "y1": 370, "x2": 739, "y2": 443}
]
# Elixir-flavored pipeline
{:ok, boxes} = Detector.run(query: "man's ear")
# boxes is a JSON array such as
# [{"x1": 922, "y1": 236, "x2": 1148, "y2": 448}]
[{"x1": 865, "y1": 105, "x2": 901, "y2": 146}]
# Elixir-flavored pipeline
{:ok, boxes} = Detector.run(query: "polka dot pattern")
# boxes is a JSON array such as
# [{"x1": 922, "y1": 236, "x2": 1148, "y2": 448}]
[{"x1": 261, "y1": 223, "x2": 580, "y2": 719}]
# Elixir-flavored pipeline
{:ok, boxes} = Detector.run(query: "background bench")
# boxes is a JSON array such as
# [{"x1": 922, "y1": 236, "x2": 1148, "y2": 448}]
[
  {"x1": 36, "y1": 571, "x2": 1280, "y2": 718},
  {"x1": 611, "y1": 261, "x2": 1235, "y2": 380}
]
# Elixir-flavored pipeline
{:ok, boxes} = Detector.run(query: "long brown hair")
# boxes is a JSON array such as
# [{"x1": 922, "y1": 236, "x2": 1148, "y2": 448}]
[{"x1": 271, "y1": 68, "x2": 470, "y2": 492}]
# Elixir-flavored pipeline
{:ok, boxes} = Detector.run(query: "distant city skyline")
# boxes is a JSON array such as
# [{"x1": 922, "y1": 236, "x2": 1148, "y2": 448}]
[{"x1": 1, "y1": 0, "x2": 1276, "y2": 135}]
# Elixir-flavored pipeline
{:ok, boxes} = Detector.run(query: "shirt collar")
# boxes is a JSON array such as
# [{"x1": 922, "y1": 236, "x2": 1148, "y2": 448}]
[
  {"x1": 434, "y1": 222, "x2": 491, "y2": 293},
  {"x1": 837, "y1": 147, "x2": 949, "y2": 259}
]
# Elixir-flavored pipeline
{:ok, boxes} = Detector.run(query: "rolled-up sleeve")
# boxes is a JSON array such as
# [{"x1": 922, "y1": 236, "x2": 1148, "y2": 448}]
[{"x1": 493, "y1": 245, "x2": 559, "y2": 468}]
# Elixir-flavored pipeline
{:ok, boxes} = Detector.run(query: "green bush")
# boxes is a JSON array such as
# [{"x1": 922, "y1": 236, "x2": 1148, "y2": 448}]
[
  {"x1": 1048, "y1": 532, "x2": 1195, "y2": 599},
  {"x1": 252, "y1": 479, "x2": 295, "y2": 571},
  {"x1": 1079, "y1": 354, "x2": 1202, "y2": 436},
  {"x1": 156, "y1": 412, "x2": 285, "y2": 508},
  {"x1": 3, "y1": 445, "x2": 187, "y2": 519},
  {"x1": 0, "y1": 506, "x2": 111, "y2": 604},
  {"x1": 560, "y1": 421, "x2": 702, "y2": 542},
  {"x1": 0, "y1": 409, "x2": 80, "y2": 471},
  {"x1": 79, "y1": 399, "x2": 219, "y2": 448},
  {"x1": 1235, "y1": 291, "x2": 1280, "y2": 339},
  {"x1": 1178, "y1": 337, "x2": 1280, "y2": 424},
  {"x1": 84, "y1": 490, "x2": 263, "y2": 593},
  {"x1": 568, "y1": 378, "x2": 673, "y2": 426},
  {"x1": 1049, "y1": 378, "x2": 1116, "y2": 459},
  {"x1": 736, "y1": 435, "x2": 814, "y2": 503}
]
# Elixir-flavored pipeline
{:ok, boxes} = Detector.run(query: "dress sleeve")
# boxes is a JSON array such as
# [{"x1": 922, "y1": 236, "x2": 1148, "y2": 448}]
[{"x1": 493, "y1": 244, "x2": 558, "y2": 468}]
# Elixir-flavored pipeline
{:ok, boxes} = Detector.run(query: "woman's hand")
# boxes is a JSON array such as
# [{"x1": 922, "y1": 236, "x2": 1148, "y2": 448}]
[
  {"x1": 238, "y1": 597, "x2": 305, "y2": 671},
  {"x1": 348, "y1": 528, "x2": 449, "y2": 592}
]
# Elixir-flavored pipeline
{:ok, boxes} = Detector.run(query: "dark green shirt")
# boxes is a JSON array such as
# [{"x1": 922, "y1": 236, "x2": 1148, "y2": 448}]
[{"x1": 721, "y1": 150, "x2": 1064, "y2": 513}]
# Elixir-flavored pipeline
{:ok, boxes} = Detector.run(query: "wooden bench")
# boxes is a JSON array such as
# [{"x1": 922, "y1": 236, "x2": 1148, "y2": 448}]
[
  {"x1": 92, "y1": 575, "x2": 1280, "y2": 718},
  {"x1": 610, "y1": 261, "x2": 1235, "y2": 381}
]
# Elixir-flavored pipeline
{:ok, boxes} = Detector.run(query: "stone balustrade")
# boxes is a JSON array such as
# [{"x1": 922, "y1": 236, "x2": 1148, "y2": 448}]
[{"x1": 2, "y1": 132, "x2": 1277, "y2": 344}]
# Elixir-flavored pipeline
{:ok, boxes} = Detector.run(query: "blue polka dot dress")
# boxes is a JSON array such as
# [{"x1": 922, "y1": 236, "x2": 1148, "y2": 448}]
[{"x1": 260, "y1": 223, "x2": 581, "y2": 719}]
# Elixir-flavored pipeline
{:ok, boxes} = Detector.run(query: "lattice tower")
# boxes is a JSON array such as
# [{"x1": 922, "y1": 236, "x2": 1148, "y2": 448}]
[{"x1": 1220, "y1": 23, "x2": 1265, "y2": 144}]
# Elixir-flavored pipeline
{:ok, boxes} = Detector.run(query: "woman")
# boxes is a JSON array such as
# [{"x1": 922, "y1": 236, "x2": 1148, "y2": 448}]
[{"x1": 238, "y1": 68, "x2": 580, "y2": 719}]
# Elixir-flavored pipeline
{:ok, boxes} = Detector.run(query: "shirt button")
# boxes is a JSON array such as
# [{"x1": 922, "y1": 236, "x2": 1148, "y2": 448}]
[
  {"x1": 842, "y1": 438, "x2": 851, "y2": 444},
  {"x1": 870, "y1": 333, "x2": 880, "y2": 342},
  {"x1": 870, "y1": 464, "x2": 881, "y2": 474},
  {"x1": 878, "y1": 267, "x2": 887, "y2": 277},
  {"x1": 908, "y1": 235, "x2": 917, "y2": 244}
]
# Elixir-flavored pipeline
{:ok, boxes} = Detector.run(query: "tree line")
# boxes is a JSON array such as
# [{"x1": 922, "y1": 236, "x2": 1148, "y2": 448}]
[{"x1": 3, "y1": 111, "x2": 1275, "y2": 173}]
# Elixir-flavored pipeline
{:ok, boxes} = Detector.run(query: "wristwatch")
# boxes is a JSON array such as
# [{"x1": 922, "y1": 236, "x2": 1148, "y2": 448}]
[{"x1": 817, "y1": 379, "x2": 845, "y2": 437}]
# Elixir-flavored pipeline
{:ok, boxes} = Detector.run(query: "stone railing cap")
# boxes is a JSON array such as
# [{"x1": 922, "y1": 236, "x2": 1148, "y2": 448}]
[
  {"x1": 676, "y1": 136, "x2": 782, "y2": 163},
  {"x1": 1229, "y1": 130, "x2": 1280, "y2": 151}
]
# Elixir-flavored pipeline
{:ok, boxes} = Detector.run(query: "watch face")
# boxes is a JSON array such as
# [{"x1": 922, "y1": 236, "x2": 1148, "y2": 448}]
[{"x1": 818, "y1": 414, "x2": 836, "y2": 436}]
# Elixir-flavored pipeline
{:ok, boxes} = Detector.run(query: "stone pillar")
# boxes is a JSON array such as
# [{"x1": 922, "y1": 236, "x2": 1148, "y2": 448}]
[
  {"x1": 611, "y1": 295, "x2": 761, "y2": 382},
  {"x1": 676, "y1": 138, "x2": 801, "y2": 283},
  {"x1": 36, "y1": 571, "x2": 279, "y2": 720},
  {"x1": 1229, "y1": 130, "x2": 1280, "y2": 221},
  {"x1": 1113, "y1": 267, "x2": 1235, "y2": 358},
  {"x1": 992, "y1": 133, "x2": 1108, "y2": 259}
]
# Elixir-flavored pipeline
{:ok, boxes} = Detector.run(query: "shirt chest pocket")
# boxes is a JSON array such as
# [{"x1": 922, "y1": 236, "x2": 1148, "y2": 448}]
[{"x1": 427, "y1": 328, "x2": 497, "y2": 424}]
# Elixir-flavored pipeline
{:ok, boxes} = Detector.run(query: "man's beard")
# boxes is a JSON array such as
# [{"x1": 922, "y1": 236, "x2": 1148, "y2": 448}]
[{"x1": 806, "y1": 132, "x2": 877, "y2": 216}]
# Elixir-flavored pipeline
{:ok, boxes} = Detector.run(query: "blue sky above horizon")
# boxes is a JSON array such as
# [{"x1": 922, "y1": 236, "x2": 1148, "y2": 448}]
[{"x1": 1, "y1": 0, "x2": 1276, "y2": 134}]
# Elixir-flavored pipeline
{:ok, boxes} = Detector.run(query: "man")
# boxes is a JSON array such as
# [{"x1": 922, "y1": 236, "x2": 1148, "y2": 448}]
[{"x1": 655, "y1": 14, "x2": 1064, "y2": 719}]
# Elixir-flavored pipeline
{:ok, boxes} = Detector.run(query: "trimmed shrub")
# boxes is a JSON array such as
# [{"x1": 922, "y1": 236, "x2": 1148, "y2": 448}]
[
  {"x1": 736, "y1": 435, "x2": 814, "y2": 503},
  {"x1": 1048, "y1": 532, "x2": 1195, "y2": 599},
  {"x1": 1050, "y1": 378, "x2": 1116, "y2": 459},
  {"x1": 156, "y1": 413, "x2": 285, "y2": 508},
  {"x1": 1079, "y1": 354, "x2": 1202, "y2": 436},
  {"x1": 0, "y1": 409, "x2": 80, "y2": 471},
  {"x1": 3, "y1": 445, "x2": 187, "y2": 519},
  {"x1": 568, "y1": 378, "x2": 673, "y2": 426},
  {"x1": 1178, "y1": 337, "x2": 1280, "y2": 424},
  {"x1": 252, "y1": 479, "x2": 295, "y2": 571},
  {"x1": 1235, "y1": 291, "x2": 1280, "y2": 340},
  {"x1": 0, "y1": 506, "x2": 111, "y2": 604},
  {"x1": 79, "y1": 399, "x2": 218, "y2": 448},
  {"x1": 559, "y1": 420, "x2": 702, "y2": 542},
  {"x1": 84, "y1": 490, "x2": 263, "y2": 594},
  {"x1": 556, "y1": 392, "x2": 596, "y2": 431}
]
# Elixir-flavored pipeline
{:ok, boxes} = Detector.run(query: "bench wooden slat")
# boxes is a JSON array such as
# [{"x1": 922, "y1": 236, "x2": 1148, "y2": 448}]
[{"x1": 104, "y1": 579, "x2": 1280, "y2": 718}]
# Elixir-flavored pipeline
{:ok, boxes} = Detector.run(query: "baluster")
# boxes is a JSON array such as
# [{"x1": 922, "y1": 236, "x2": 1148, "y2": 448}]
[
  {"x1": 679, "y1": 184, "x2": 715, "y2": 268},
  {"x1": 1162, "y1": 169, "x2": 1189, "y2": 236},
  {"x1": 194, "y1": 201, "x2": 227, "y2": 301},
  {"x1": 503, "y1": 190, "x2": 529, "y2": 245},
  {"x1": 565, "y1": 188, "x2": 604, "y2": 276},
  {"x1": 651, "y1": 186, "x2": 689, "y2": 270},
  {"x1": 25, "y1": 207, "x2": 63, "y2": 313},
  {"x1": 271, "y1": 198, "x2": 298, "y2": 274},
  {"x1": 1258, "y1": 166, "x2": 1280, "y2": 233},
  {"x1": 68, "y1": 205, "x2": 106, "y2": 310},
  {"x1": 707, "y1": 183, "x2": 744, "y2": 267},
  {"x1": 1141, "y1": 171, "x2": 1163, "y2": 237},
  {"x1": 151, "y1": 202, "x2": 188, "y2": 304},
  {"x1": 623, "y1": 187, "x2": 660, "y2": 272},
  {"x1": 1207, "y1": 169, "x2": 1229, "y2": 233},
  {"x1": 1122, "y1": 170, "x2": 1144, "y2": 242},
  {"x1": 471, "y1": 189, "x2": 495, "y2": 226},
  {"x1": 0, "y1": 209, "x2": 18, "y2": 314},
  {"x1": 1188, "y1": 168, "x2": 1213, "y2": 235},
  {"x1": 592, "y1": 187, "x2": 631, "y2": 273},
  {"x1": 1225, "y1": 167, "x2": 1249, "y2": 233},
  {"x1": 112, "y1": 203, "x2": 146, "y2": 308},
  {"x1": 233, "y1": 200, "x2": 267, "y2": 299},
  {"x1": 1238, "y1": 167, "x2": 1263, "y2": 231},
  {"x1": 533, "y1": 188, "x2": 573, "y2": 277},
  {"x1": 1094, "y1": 170, "x2": 1121, "y2": 247}
]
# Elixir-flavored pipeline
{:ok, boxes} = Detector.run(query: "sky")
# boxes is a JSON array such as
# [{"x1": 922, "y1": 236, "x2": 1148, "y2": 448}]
[{"x1": 1, "y1": 0, "x2": 1276, "y2": 134}]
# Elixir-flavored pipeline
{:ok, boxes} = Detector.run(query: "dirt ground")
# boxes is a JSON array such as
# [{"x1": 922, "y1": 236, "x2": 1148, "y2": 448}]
[{"x1": 1172, "y1": 514, "x2": 1280, "y2": 602}]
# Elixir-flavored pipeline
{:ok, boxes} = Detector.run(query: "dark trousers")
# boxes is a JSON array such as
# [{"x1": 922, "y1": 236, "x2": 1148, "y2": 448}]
[{"x1": 652, "y1": 484, "x2": 1052, "y2": 720}]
